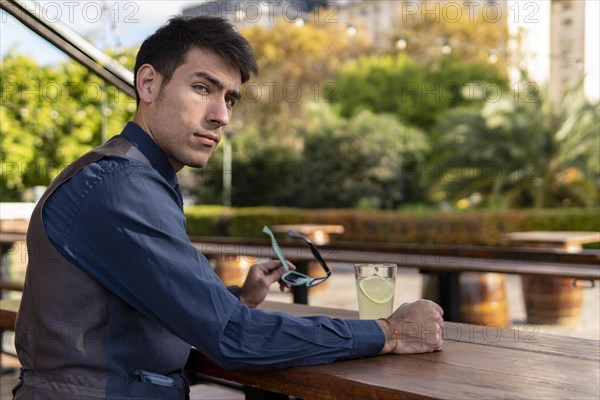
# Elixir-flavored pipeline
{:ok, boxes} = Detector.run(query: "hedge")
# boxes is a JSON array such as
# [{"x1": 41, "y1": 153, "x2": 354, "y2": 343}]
[{"x1": 184, "y1": 206, "x2": 600, "y2": 246}]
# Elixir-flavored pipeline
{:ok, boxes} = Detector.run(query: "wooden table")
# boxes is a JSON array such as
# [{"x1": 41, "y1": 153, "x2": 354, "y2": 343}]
[
  {"x1": 503, "y1": 231, "x2": 600, "y2": 253},
  {"x1": 187, "y1": 301, "x2": 600, "y2": 399},
  {"x1": 4, "y1": 299, "x2": 598, "y2": 399}
]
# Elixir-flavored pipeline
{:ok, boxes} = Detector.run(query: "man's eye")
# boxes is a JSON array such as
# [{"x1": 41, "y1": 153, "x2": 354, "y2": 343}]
[
  {"x1": 193, "y1": 84, "x2": 209, "y2": 94},
  {"x1": 225, "y1": 97, "x2": 237, "y2": 109}
]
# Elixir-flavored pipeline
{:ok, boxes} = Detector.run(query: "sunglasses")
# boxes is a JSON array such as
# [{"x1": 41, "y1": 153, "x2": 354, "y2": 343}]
[{"x1": 262, "y1": 226, "x2": 332, "y2": 287}]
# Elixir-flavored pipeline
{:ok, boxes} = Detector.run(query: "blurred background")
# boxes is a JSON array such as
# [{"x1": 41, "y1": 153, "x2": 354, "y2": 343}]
[{"x1": 1, "y1": 0, "x2": 598, "y2": 217}]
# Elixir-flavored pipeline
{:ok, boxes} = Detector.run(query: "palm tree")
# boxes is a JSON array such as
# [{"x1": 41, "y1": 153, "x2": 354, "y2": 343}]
[{"x1": 431, "y1": 81, "x2": 599, "y2": 208}]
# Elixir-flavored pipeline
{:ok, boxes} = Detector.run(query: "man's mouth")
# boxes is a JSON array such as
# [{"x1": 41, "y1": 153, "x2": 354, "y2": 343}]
[{"x1": 194, "y1": 133, "x2": 219, "y2": 147}]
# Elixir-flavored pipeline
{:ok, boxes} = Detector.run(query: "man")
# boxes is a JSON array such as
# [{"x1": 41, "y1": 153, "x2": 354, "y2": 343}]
[{"x1": 13, "y1": 16, "x2": 443, "y2": 399}]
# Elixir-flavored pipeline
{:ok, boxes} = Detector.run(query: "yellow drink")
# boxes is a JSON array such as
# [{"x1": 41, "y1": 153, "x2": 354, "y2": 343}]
[{"x1": 356, "y1": 275, "x2": 395, "y2": 319}]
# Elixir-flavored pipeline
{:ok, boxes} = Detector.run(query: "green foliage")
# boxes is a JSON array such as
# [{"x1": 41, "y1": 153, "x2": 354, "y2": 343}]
[
  {"x1": 432, "y1": 81, "x2": 600, "y2": 208},
  {"x1": 184, "y1": 206, "x2": 600, "y2": 245},
  {"x1": 237, "y1": 19, "x2": 372, "y2": 132},
  {"x1": 184, "y1": 205, "x2": 233, "y2": 236},
  {"x1": 336, "y1": 53, "x2": 508, "y2": 130},
  {"x1": 192, "y1": 105, "x2": 429, "y2": 210},
  {"x1": 393, "y1": 1, "x2": 510, "y2": 71},
  {"x1": 190, "y1": 125, "x2": 306, "y2": 207},
  {"x1": 299, "y1": 107, "x2": 429, "y2": 209},
  {"x1": 0, "y1": 51, "x2": 136, "y2": 200}
]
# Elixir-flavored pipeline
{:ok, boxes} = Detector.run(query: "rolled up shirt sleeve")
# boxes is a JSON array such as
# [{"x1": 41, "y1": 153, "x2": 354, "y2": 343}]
[{"x1": 44, "y1": 158, "x2": 384, "y2": 370}]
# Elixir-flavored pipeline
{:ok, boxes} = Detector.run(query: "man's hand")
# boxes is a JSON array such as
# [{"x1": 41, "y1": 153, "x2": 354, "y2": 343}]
[
  {"x1": 239, "y1": 261, "x2": 292, "y2": 308},
  {"x1": 377, "y1": 299, "x2": 444, "y2": 355}
]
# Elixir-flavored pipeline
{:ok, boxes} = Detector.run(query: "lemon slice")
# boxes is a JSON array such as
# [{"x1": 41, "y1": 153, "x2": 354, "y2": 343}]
[{"x1": 359, "y1": 276, "x2": 395, "y2": 304}]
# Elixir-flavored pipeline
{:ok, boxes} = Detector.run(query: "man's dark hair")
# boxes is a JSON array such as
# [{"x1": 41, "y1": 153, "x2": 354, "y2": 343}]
[{"x1": 134, "y1": 16, "x2": 258, "y2": 104}]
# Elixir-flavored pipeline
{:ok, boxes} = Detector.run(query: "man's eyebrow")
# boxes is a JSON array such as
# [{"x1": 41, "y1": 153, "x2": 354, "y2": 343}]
[{"x1": 193, "y1": 71, "x2": 241, "y2": 100}]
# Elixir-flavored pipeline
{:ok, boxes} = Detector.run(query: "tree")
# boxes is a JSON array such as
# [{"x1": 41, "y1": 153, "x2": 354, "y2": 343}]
[
  {"x1": 236, "y1": 19, "x2": 372, "y2": 133},
  {"x1": 299, "y1": 106, "x2": 429, "y2": 209},
  {"x1": 189, "y1": 126, "x2": 305, "y2": 207},
  {"x1": 336, "y1": 52, "x2": 508, "y2": 131},
  {"x1": 431, "y1": 81, "x2": 600, "y2": 208},
  {"x1": 0, "y1": 50, "x2": 136, "y2": 200},
  {"x1": 392, "y1": 1, "x2": 510, "y2": 72},
  {"x1": 190, "y1": 104, "x2": 430, "y2": 209}
]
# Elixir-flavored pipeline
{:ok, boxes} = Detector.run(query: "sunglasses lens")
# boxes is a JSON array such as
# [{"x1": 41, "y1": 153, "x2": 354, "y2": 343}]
[
  {"x1": 307, "y1": 277, "x2": 326, "y2": 287},
  {"x1": 283, "y1": 271, "x2": 310, "y2": 286}
]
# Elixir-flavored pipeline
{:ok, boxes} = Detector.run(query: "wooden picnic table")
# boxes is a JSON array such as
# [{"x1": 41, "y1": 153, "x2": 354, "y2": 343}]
[
  {"x1": 186, "y1": 301, "x2": 600, "y2": 400},
  {"x1": 502, "y1": 231, "x2": 600, "y2": 253}
]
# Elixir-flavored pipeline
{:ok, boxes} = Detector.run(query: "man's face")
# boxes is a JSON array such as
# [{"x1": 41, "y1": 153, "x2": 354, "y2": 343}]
[{"x1": 141, "y1": 47, "x2": 242, "y2": 171}]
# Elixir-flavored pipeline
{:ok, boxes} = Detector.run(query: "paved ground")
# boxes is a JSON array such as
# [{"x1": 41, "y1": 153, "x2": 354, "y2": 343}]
[{"x1": 2, "y1": 265, "x2": 598, "y2": 399}]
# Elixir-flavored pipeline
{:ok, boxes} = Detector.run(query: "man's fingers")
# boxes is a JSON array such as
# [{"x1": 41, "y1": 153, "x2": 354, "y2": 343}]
[
  {"x1": 261, "y1": 260, "x2": 284, "y2": 271},
  {"x1": 420, "y1": 299, "x2": 443, "y2": 315},
  {"x1": 262, "y1": 260, "x2": 295, "y2": 272}
]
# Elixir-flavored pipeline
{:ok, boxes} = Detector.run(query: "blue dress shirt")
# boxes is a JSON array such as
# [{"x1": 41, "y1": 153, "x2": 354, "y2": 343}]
[{"x1": 43, "y1": 122, "x2": 384, "y2": 370}]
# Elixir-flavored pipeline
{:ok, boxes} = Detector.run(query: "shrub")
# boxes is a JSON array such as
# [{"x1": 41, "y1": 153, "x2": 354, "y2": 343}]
[{"x1": 184, "y1": 206, "x2": 600, "y2": 246}]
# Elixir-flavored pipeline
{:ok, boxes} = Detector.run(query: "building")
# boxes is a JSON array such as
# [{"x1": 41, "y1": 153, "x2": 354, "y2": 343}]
[
  {"x1": 509, "y1": 0, "x2": 595, "y2": 102},
  {"x1": 549, "y1": 0, "x2": 586, "y2": 101},
  {"x1": 334, "y1": 0, "x2": 400, "y2": 51},
  {"x1": 334, "y1": 0, "x2": 508, "y2": 52}
]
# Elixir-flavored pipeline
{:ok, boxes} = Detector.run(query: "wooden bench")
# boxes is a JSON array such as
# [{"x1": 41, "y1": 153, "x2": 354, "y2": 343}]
[
  {"x1": 3, "y1": 231, "x2": 599, "y2": 322},
  {"x1": 190, "y1": 235, "x2": 599, "y2": 278},
  {"x1": 3, "y1": 232, "x2": 597, "y2": 280},
  {"x1": 190, "y1": 235, "x2": 599, "y2": 321}
]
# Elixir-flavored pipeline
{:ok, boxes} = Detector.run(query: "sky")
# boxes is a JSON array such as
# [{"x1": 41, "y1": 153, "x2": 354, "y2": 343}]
[
  {"x1": 0, "y1": 0, "x2": 598, "y2": 100},
  {"x1": 0, "y1": 1, "x2": 201, "y2": 63}
]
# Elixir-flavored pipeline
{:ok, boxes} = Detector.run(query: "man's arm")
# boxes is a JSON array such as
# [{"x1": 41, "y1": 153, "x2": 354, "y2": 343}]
[{"x1": 44, "y1": 161, "x2": 385, "y2": 370}]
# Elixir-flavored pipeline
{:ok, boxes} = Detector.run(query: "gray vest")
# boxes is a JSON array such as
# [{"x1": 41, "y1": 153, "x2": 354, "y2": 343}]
[{"x1": 14, "y1": 136, "x2": 191, "y2": 399}]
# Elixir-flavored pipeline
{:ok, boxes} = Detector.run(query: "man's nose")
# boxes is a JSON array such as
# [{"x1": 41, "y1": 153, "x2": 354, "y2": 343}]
[{"x1": 206, "y1": 98, "x2": 231, "y2": 127}]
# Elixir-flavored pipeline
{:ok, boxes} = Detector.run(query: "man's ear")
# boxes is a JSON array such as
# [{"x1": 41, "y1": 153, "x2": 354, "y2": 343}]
[{"x1": 136, "y1": 64, "x2": 160, "y2": 104}]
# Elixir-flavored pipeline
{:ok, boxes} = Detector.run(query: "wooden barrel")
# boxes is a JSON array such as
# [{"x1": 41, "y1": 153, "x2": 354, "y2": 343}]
[
  {"x1": 213, "y1": 255, "x2": 255, "y2": 287},
  {"x1": 521, "y1": 275, "x2": 583, "y2": 325},
  {"x1": 459, "y1": 273, "x2": 510, "y2": 328},
  {"x1": 422, "y1": 272, "x2": 510, "y2": 328}
]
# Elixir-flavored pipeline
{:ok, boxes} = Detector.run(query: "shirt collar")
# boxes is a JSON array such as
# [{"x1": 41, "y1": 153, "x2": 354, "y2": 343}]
[{"x1": 120, "y1": 122, "x2": 178, "y2": 189}]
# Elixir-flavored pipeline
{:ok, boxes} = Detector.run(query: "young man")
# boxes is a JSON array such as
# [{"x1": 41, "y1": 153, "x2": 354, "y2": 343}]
[{"x1": 13, "y1": 16, "x2": 443, "y2": 399}]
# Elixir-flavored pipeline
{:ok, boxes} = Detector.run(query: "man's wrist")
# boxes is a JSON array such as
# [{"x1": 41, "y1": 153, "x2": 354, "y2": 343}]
[
  {"x1": 376, "y1": 319, "x2": 397, "y2": 354},
  {"x1": 237, "y1": 289, "x2": 259, "y2": 308},
  {"x1": 227, "y1": 285, "x2": 257, "y2": 308}
]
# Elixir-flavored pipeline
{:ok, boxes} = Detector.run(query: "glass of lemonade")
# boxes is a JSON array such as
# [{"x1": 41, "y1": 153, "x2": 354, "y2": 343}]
[{"x1": 354, "y1": 264, "x2": 397, "y2": 319}]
